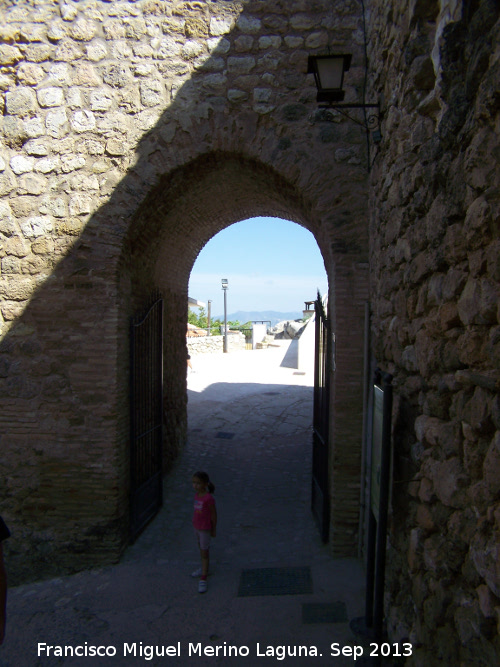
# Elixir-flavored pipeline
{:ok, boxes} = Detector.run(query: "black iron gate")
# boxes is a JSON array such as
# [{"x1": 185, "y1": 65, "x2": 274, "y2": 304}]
[
  {"x1": 312, "y1": 293, "x2": 332, "y2": 542},
  {"x1": 130, "y1": 292, "x2": 163, "y2": 541}
]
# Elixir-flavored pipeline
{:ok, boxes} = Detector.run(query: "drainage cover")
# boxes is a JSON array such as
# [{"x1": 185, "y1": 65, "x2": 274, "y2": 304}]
[
  {"x1": 302, "y1": 602, "x2": 348, "y2": 624},
  {"x1": 215, "y1": 432, "x2": 235, "y2": 439},
  {"x1": 237, "y1": 566, "x2": 312, "y2": 597}
]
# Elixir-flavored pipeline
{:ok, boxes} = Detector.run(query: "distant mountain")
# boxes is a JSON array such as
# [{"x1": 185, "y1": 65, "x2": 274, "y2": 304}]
[{"x1": 213, "y1": 310, "x2": 303, "y2": 326}]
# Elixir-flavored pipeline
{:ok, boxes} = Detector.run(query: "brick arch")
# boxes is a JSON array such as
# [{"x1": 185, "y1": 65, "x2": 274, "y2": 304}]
[
  {"x1": 117, "y1": 150, "x2": 332, "y2": 466},
  {"x1": 124, "y1": 151, "x2": 329, "y2": 291}
]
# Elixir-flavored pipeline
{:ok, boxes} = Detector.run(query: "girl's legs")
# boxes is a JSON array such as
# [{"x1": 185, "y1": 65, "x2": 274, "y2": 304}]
[
  {"x1": 194, "y1": 530, "x2": 211, "y2": 582},
  {"x1": 200, "y1": 548, "x2": 209, "y2": 579},
  {"x1": 196, "y1": 531, "x2": 210, "y2": 591}
]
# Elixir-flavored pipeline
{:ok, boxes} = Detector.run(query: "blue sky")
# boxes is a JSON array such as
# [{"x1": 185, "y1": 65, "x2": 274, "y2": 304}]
[{"x1": 188, "y1": 217, "x2": 328, "y2": 317}]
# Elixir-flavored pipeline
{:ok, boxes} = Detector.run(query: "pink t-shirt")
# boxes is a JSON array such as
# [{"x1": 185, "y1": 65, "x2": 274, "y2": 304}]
[{"x1": 193, "y1": 492, "x2": 215, "y2": 531}]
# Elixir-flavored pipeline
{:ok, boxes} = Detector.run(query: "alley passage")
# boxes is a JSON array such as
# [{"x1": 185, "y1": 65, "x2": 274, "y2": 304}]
[{"x1": 2, "y1": 343, "x2": 365, "y2": 667}]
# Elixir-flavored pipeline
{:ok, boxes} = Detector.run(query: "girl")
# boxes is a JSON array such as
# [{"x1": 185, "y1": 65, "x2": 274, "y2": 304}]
[{"x1": 192, "y1": 471, "x2": 217, "y2": 593}]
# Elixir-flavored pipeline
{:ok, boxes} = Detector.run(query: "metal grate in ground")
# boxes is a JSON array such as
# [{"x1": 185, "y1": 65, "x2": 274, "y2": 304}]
[
  {"x1": 237, "y1": 566, "x2": 312, "y2": 597},
  {"x1": 302, "y1": 602, "x2": 348, "y2": 624}
]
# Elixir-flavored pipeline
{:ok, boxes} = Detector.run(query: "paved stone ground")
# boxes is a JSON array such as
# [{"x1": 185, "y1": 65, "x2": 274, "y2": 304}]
[{"x1": 1, "y1": 342, "x2": 375, "y2": 667}]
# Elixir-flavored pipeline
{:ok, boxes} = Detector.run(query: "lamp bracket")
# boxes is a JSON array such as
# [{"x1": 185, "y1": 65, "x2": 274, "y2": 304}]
[{"x1": 312, "y1": 103, "x2": 381, "y2": 134}]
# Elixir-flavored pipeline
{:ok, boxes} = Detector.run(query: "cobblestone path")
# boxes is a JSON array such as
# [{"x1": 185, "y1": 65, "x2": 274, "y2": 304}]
[{"x1": 1, "y1": 346, "x2": 366, "y2": 667}]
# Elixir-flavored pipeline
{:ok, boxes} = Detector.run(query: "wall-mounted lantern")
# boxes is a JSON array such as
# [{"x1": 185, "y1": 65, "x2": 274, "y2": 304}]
[
  {"x1": 307, "y1": 53, "x2": 382, "y2": 170},
  {"x1": 307, "y1": 54, "x2": 352, "y2": 103}
]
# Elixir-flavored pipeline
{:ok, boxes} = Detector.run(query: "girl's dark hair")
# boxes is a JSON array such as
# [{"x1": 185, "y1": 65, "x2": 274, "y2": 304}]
[{"x1": 193, "y1": 471, "x2": 215, "y2": 494}]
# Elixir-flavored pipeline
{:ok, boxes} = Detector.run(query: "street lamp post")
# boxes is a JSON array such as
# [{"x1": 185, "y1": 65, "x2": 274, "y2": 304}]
[{"x1": 221, "y1": 279, "x2": 228, "y2": 353}]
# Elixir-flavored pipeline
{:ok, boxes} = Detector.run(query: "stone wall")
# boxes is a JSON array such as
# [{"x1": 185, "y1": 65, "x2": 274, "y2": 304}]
[
  {"x1": 187, "y1": 332, "x2": 246, "y2": 354},
  {"x1": 367, "y1": 0, "x2": 500, "y2": 662},
  {"x1": 0, "y1": 0, "x2": 369, "y2": 583}
]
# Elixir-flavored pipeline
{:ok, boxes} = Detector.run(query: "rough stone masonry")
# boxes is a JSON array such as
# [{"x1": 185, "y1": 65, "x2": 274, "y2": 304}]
[
  {"x1": 367, "y1": 1, "x2": 500, "y2": 664},
  {"x1": 0, "y1": 0, "x2": 498, "y2": 664}
]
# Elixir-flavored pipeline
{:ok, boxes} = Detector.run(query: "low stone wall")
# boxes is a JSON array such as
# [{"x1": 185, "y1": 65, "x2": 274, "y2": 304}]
[{"x1": 187, "y1": 332, "x2": 246, "y2": 355}]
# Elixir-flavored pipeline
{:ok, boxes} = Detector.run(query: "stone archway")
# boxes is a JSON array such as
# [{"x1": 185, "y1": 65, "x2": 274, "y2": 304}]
[
  {"x1": 119, "y1": 149, "x2": 369, "y2": 559},
  {"x1": 120, "y1": 152, "x2": 331, "y2": 463}
]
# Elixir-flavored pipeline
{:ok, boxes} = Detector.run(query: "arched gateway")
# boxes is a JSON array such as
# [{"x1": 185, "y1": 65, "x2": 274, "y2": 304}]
[{"x1": 0, "y1": 1, "x2": 368, "y2": 582}]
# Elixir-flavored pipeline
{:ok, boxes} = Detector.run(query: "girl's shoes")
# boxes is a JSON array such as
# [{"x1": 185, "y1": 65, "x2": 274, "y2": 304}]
[
  {"x1": 191, "y1": 568, "x2": 202, "y2": 578},
  {"x1": 198, "y1": 579, "x2": 207, "y2": 593}
]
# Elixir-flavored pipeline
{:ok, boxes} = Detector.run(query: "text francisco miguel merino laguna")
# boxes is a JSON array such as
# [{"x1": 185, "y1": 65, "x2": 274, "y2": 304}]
[
  {"x1": 37, "y1": 643, "x2": 327, "y2": 660},
  {"x1": 38, "y1": 640, "x2": 414, "y2": 661}
]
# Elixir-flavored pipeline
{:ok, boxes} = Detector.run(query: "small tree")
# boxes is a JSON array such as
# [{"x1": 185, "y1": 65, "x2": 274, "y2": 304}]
[
  {"x1": 188, "y1": 306, "x2": 208, "y2": 328},
  {"x1": 188, "y1": 308, "x2": 198, "y2": 326},
  {"x1": 197, "y1": 307, "x2": 208, "y2": 329}
]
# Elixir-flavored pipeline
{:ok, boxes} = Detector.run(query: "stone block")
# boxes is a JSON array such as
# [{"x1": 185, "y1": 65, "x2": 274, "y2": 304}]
[
  {"x1": 408, "y1": 527, "x2": 422, "y2": 572},
  {"x1": 20, "y1": 216, "x2": 53, "y2": 238},
  {"x1": 454, "y1": 600, "x2": 482, "y2": 644},
  {"x1": 427, "y1": 457, "x2": 469, "y2": 508},
  {"x1": 457, "y1": 278, "x2": 481, "y2": 325},
  {"x1": 37, "y1": 87, "x2": 65, "y2": 108},
  {"x1": 102, "y1": 63, "x2": 131, "y2": 88},
  {"x1": 207, "y1": 37, "x2": 230, "y2": 54},
  {"x1": 47, "y1": 19, "x2": 67, "y2": 41},
  {"x1": 235, "y1": 16, "x2": 260, "y2": 34},
  {"x1": 0, "y1": 276, "x2": 35, "y2": 301},
  {"x1": 1, "y1": 256, "x2": 21, "y2": 274},
  {"x1": 0, "y1": 44, "x2": 22, "y2": 65},
  {"x1": 70, "y1": 17, "x2": 98, "y2": 41},
  {"x1": 440, "y1": 302, "x2": 461, "y2": 329},
  {"x1": 72, "y1": 63, "x2": 101, "y2": 87},
  {"x1": 258, "y1": 35, "x2": 282, "y2": 49},
  {"x1": 34, "y1": 157, "x2": 59, "y2": 174},
  {"x1": 416, "y1": 503, "x2": 434, "y2": 531},
  {"x1": 182, "y1": 40, "x2": 203, "y2": 60},
  {"x1": 70, "y1": 110, "x2": 96, "y2": 133},
  {"x1": 415, "y1": 415, "x2": 460, "y2": 456},
  {"x1": 69, "y1": 194, "x2": 93, "y2": 216},
  {"x1": 86, "y1": 40, "x2": 108, "y2": 62},
  {"x1": 476, "y1": 584, "x2": 498, "y2": 618},
  {"x1": 17, "y1": 63, "x2": 45, "y2": 86},
  {"x1": 463, "y1": 434, "x2": 489, "y2": 479},
  {"x1": 227, "y1": 56, "x2": 256, "y2": 74},
  {"x1": 6, "y1": 87, "x2": 37, "y2": 117},
  {"x1": 55, "y1": 218, "x2": 84, "y2": 236},
  {"x1": 24, "y1": 140, "x2": 49, "y2": 157},
  {"x1": 483, "y1": 432, "x2": 500, "y2": 497},
  {"x1": 54, "y1": 38, "x2": 82, "y2": 61},
  {"x1": 418, "y1": 477, "x2": 434, "y2": 503},
  {"x1": 31, "y1": 238, "x2": 54, "y2": 255},
  {"x1": 10, "y1": 155, "x2": 35, "y2": 175},
  {"x1": 105, "y1": 139, "x2": 127, "y2": 156},
  {"x1": 290, "y1": 14, "x2": 316, "y2": 30},
  {"x1": 18, "y1": 173, "x2": 48, "y2": 196},
  {"x1": 139, "y1": 79, "x2": 165, "y2": 107},
  {"x1": 227, "y1": 89, "x2": 248, "y2": 103},
  {"x1": 45, "y1": 108, "x2": 69, "y2": 138},
  {"x1": 0, "y1": 301, "x2": 25, "y2": 321},
  {"x1": 462, "y1": 386, "x2": 493, "y2": 433},
  {"x1": 39, "y1": 196, "x2": 67, "y2": 218},
  {"x1": 23, "y1": 117, "x2": 45, "y2": 139}
]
